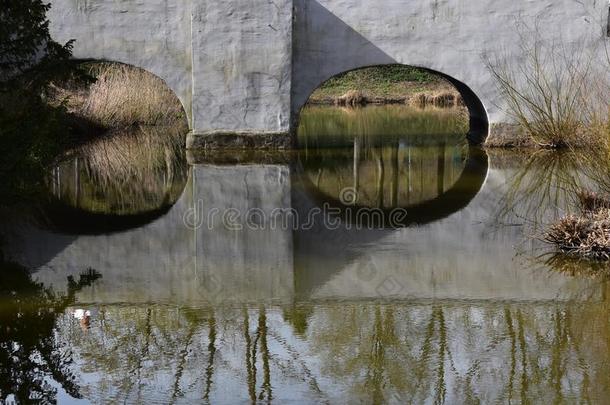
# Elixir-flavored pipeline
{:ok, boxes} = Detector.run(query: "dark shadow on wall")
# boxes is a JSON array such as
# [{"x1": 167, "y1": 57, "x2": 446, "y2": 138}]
[{"x1": 291, "y1": 0, "x2": 489, "y2": 144}]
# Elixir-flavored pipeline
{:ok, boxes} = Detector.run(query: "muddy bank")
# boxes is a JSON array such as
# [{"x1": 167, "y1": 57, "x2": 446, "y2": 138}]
[{"x1": 484, "y1": 124, "x2": 537, "y2": 148}]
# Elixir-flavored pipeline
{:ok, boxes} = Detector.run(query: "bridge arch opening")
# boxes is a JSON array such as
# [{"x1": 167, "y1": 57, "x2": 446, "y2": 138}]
[
  {"x1": 295, "y1": 65, "x2": 490, "y2": 226},
  {"x1": 56, "y1": 60, "x2": 190, "y2": 134},
  {"x1": 294, "y1": 64, "x2": 489, "y2": 145},
  {"x1": 43, "y1": 60, "x2": 189, "y2": 226}
]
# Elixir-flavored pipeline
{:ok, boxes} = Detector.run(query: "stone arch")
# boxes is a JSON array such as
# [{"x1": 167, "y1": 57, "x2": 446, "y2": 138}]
[{"x1": 291, "y1": 63, "x2": 489, "y2": 145}]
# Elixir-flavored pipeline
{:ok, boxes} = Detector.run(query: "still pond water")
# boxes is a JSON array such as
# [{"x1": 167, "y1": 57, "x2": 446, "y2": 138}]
[{"x1": 2, "y1": 106, "x2": 610, "y2": 404}]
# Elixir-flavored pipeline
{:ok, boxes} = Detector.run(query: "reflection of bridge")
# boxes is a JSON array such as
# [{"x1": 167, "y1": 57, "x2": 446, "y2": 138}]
[
  {"x1": 47, "y1": 0, "x2": 609, "y2": 145},
  {"x1": 3, "y1": 149, "x2": 602, "y2": 305}
]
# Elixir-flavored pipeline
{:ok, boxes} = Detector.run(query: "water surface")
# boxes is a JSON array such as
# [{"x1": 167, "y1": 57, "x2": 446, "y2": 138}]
[{"x1": 1, "y1": 106, "x2": 609, "y2": 404}]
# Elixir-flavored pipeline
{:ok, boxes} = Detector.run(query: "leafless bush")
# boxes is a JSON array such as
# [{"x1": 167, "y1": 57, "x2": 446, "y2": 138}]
[{"x1": 486, "y1": 38, "x2": 610, "y2": 148}]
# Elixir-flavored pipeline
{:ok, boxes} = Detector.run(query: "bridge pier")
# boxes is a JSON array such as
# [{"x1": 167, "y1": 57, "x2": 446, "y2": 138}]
[{"x1": 186, "y1": 0, "x2": 294, "y2": 149}]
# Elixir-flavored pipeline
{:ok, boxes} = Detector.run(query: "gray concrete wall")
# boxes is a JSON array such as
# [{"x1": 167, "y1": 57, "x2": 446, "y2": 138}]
[
  {"x1": 190, "y1": 1, "x2": 293, "y2": 136},
  {"x1": 48, "y1": 0, "x2": 293, "y2": 143},
  {"x1": 47, "y1": 0, "x2": 610, "y2": 144}
]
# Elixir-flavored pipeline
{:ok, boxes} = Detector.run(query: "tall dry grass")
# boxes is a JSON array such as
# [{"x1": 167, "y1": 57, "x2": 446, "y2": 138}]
[
  {"x1": 486, "y1": 39, "x2": 610, "y2": 148},
  {"x1": 51, "y1": 62, "x2": 188, "y2": 130}
]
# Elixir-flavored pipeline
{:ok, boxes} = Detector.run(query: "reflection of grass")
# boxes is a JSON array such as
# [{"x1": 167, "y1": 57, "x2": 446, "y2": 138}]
[
  {"x1": 52, "y1": 125, "x2": 187, "y2": 215},
  {"x1": 298, "y1": 105, "x2": 468, "y2": 149},
  {"x1": 542, "y1": 253, "x2": 610, "y2": 279}
]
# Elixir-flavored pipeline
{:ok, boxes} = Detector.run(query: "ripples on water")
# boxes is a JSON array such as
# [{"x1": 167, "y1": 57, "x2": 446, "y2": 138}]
[{"x1": 1, "y1": 106, "x2": 610, "y2": 403}]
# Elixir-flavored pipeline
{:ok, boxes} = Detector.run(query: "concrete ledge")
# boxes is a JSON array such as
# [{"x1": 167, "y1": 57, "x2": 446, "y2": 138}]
[
  {"x1": 186, "y1": 131, "x2": 294, "y2": 150},
  {"x1": 187, "y1": 149, "x2": 294, "y2": 165}
]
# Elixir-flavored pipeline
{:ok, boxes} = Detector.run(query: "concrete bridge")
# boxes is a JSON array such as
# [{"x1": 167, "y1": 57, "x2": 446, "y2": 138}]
[{"x1": 48, "y1": 0, "x2": 610, "y2": 146}]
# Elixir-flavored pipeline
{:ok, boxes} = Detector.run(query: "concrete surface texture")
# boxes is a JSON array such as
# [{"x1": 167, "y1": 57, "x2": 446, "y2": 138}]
[{"x1": 47, "y1": 0, "x2": 610, "y2": 145}]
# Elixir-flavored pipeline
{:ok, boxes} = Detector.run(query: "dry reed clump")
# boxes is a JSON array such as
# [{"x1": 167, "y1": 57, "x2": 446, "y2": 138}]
[
  {"x1": 334, "y1": 90, "x2": 367, "y2": 107},
  {"x1": 332, "y1": 88, "x2": 465, "y2": 109},
  {"x1": 408, "y1": 91, "x2": 463, "y2": 108},
  {"x1": 50, "y1": 62, "x2": 188, "y2": 130},
  {"x1": 545, "y1": 192, "x2": 610, "y2": 261}
]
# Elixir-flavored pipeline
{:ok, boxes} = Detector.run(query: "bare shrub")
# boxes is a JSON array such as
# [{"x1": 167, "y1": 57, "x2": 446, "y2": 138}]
[{"x1": 486, "y1": 38, "x2": 610, "y2": 148}]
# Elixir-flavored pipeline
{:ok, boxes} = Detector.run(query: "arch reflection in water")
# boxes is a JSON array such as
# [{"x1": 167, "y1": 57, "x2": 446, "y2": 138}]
[
  {"x1": 297, "y1": 105, "x2": 487, "y2": 226},
  {"x1": 43, "y1": 126, "x2": 188, "y2": 234}
]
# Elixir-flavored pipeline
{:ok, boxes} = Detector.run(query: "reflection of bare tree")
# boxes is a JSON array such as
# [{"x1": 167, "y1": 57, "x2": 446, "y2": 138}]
[
  {"x1": 243, "y1": 309, "x2": 256, "y2": 402},
  {"x1": 258, "y1": 308, "x2": 272, "y2": 403},
  {"x1": 413, "y1": 306, "x2": 452, "y2": 404},
  {"x1": 203, "y1": 313, "x2": 216, "y2": 403},
  {"x1": 0, "y1": 262, "x2": 100, "y2": 403},
  {"x1": 282, "y1": 303, "x2": 313, "y2": 336},
  {"x1": 308, "y1": 302, "x2": 610, "y2": 403},
  {"x1": 50, "y1": 300, "x2": 610, "y2": 403},
  {"x1": 169, "y1": 311, "x2": 197, "y2": 403},
  {"x1": 243, "y1": 307, "x2": 272, "y2": 403},
  {"x1": 495, "y1": 150, "x2": 586, "y2": 229}
]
